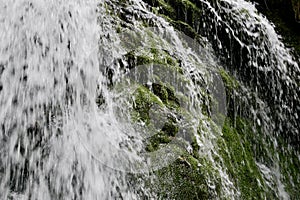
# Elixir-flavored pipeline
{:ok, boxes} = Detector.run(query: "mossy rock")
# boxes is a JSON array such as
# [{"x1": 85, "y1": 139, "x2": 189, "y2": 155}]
[
  {"x1": 144, "y1": 0, "x2": 202, "y2": 39},
  {"x1": 129, "y1": 82, "x2": 210, "y2": 199},
  {"x1": 219, "y1": 69, "x2": 240, "y2": 92},
  {"x1": 124, "y1": 49, "x2": 182, "y2": 74},
  {"x1": 132, "y1": 85, "x2": 164, "y2": 125},
  {"x1": 133, "y1": 82, "x2": 183, "y2": 150},
  {"x1": 152, "y1": 154, "x2": 210, "y2": 199},
  {"x1": 217, "y1": 117, "x2": 276, "y2": 199}
]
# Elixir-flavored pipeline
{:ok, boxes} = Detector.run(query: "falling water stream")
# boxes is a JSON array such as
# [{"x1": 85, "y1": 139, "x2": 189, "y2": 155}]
[
  {"x1": 0, "y1": 0, "x2": 299, "y2": 199},
  {"x1": 0, "y1": 0, "x2": 126, "y2": 199}
]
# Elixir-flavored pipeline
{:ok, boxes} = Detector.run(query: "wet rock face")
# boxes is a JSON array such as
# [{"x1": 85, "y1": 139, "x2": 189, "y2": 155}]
[
  {"x1": 292, "y1": 0, "x2": 300, "y2": 22},
  {"x1": 251, "y1": 0, "x2": 295, "y2": 21},
  {"x1": 250, "y1": 0, "x2": 300, "y2": 28},
  {"x1": 144, "y1": 0, "x2": 300, "y2": 149},
  {"x1": 250, "y1": 0, "x2": 300, "y2": 53}
]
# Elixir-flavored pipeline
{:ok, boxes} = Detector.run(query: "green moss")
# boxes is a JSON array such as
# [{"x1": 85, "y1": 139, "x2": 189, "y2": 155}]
[
  {"x1": 108, "y1": 0, "x2": 300, "y2": 199},
  {"x1": 240, "y1": 8, "x2": 250, "y2": 17},
  {"x1": 166, "y1": 0, "x2": 201, "y2": 16},
  {"x1": 144, "y1": 0, "x2": 175, "y2": 16},
  {"x1": 217, "y1": 117, "x2": 274, "y2": 199},
  {"x1": 153, "y1": 153, "x2": 210, "y2": 199},
  {"x1": 132, "y1": 86, "x2": 164, "y2": 124},
  {"x1": 219, "y1": 69, "x2": 240, "y2": 92},
  {"x1": 136, "y1": 55, "x2": 152, "y2": 65},
  {"x1": 124, "y1": 49, "x2": 183, "y2": 74},
  {"x1": 191, "y1": 136, "x2": 200, "y2": 158},
  {"x1": 220, "y1": 116, "x2": 300, "y2": 199},
  {"x1": 132, "y1": 83, "x2": 180, "y2": 151},
  {"x1": 161, "y1": 14, "x2": 198, "y2": 39},
  {"x1": 145, "y1": 131, "x2": 172, "y2": 152},
  {"x1": 129, "y1": 68, "x2": 212, "y2": 198},
  {"x1": 161, "y1": 115, "x2": 178, "y2": 136},
  {"x1": 151, "y1": 83, "x2": 180, "y2": 109},
  {"x1": 116, "y1": 25, "x2": 122, "y2": 33},
  {"x1": 269, "y1": 135, "x2": 300, "y2": 198},
  {"x1": 144, "y1": 0, "x2": 202, "y2": 38},
  {"x1": 144, "y1": 115, "x2": 179, "y2": 152}
]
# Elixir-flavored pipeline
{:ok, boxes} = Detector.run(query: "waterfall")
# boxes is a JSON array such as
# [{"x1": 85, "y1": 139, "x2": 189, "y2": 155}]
[
  {"x1": 0, "y1": 0, "x2": 133, "y2": 199},
  {"x1": 0, "y1": 0, "x2": 299, "y2": 199}
]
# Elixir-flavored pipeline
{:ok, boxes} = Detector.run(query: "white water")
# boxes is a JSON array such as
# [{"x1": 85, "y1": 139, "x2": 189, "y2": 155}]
[
  {"x1": 0, "y1": 0, "x2": 299, "y2": 199},
  {"x1": 0, "y1": 0, "x2": 139, "y2": 199}
]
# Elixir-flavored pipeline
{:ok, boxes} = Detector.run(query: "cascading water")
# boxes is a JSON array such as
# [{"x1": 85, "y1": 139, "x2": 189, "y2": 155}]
[
  {"x1": 0, "y1": 0, "x2": 299, "y2": 199},
  {"x1": 0, "y1": 0, "x2": 137, "y2": 199}
]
